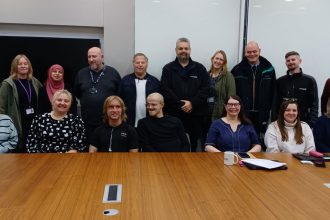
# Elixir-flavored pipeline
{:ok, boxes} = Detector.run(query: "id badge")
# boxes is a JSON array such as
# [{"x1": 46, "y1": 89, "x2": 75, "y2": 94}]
[{"x1": 26, "y1": 108, "x2": 34, "y2": 115}]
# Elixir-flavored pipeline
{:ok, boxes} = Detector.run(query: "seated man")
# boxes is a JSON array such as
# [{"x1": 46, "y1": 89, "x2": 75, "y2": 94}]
[
  {"x1": 89, "y1": 96, "x2": 139, "y2": 152},
  {"x1": 0, "y1": 114, "x2": 18, "y2": 153},
  {"x1": 137, "y1": 93, "x2": 190, "y2": 152}
]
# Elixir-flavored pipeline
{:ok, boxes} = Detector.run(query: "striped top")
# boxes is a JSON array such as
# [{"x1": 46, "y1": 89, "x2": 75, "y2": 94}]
[{"x1": 0, "y1": 114, "x2": 18, "y2": 153}]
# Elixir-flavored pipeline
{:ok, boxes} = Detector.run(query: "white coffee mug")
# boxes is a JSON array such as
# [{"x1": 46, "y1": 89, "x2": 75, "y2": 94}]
[{"x1": 224, "y1": 151, "x2": 239, "y2": 165}]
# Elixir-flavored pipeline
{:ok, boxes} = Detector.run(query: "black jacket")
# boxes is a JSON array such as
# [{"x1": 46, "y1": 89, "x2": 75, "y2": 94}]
[
  {"x1": 273, "y1": 69, "x2": 318, "y2": 127},
  {"x1": 231, "y1": 56, "x2": 276, "y2": 126},
  {"x1": 118, "y1": 73, "x2": 160, "y2": 126},
  {"x1": 160, "y1": 58, "x2": 209, "y2": 117}
]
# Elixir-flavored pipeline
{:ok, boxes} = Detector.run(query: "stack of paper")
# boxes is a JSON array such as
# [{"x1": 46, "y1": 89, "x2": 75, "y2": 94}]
[{"x1": 242, "y1": 159, "x2": 287, "y2": 170}]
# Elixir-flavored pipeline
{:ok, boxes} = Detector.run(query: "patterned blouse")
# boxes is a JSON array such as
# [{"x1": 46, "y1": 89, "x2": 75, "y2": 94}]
[{"x1": 27, "y1": 113, "x2": 86, "y2": 153}]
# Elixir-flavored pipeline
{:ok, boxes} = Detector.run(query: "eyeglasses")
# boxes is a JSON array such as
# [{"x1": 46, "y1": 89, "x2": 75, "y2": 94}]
[{"x1": 226, "y1": 103, "x2": 240, "y2": 108}]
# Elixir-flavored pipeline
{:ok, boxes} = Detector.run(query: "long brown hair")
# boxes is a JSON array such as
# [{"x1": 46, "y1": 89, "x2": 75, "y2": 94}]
[
  {"x1": 277, "y1": 100, "x2": 303, "y2": 144},
  {"x1": 221, "y1": 95, "x2": 252, "y2": 124}
]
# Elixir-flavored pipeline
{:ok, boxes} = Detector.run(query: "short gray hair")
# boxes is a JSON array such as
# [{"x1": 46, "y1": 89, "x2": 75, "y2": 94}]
[
  {"x1": 133, "y1": 53, "x2": 148, "y2": 62},
  {"x1": 176, "y1": 37, "x2": 190, "y2": 47}
]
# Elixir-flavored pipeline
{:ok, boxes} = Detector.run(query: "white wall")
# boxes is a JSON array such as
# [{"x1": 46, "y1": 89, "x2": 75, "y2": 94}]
[
  {"x1": 0, "y1": 0, "x2": 103, "y2": 26},
  {"x1": 248, "y1": 0, "x2": 330, "y2": 102},
  {"x1": 0, "y1": 0, "x2": 134, "y2": 76},
  {"x1": 135, "y1": 0, "x2": 244, "y2": 79},
  {"x1": 1, "y1": 0, "x2": 329, "y2": 99}
]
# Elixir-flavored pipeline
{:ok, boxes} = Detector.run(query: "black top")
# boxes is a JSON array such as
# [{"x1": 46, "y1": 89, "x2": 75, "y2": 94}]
[
  {"x1": 231, "y1": 56, "x2": 276, "y2": 125},
  {"x1": 74, "y1": 65, "x2": 121, "y2": 127},
  {"x1": 89, "y1": 122, "x2": 139, "y2": 152},
  {"x1": 137, "y1": 115, "x2": 190, "y2": 152},
  {"x1": 161, "y1": 58, "x2": 209, "y2": 117},
  {"x1": 273, "y1": 69, "x2": 318, "y2": 127},
  {"x1": 26, "y1": 113, "x2": 86, "y2": 153},
  {"x1": 14, "y1": 79, "x2": 38, "y2": 148}
]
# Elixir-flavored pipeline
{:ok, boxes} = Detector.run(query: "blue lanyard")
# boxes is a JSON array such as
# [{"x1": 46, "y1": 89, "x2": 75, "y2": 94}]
[
  {"x1": 90, "y1": 68, "x2": 105, "y2": 87},
  {"x1": 17, "y1": 79, "x2": 32, "y2": 107}
]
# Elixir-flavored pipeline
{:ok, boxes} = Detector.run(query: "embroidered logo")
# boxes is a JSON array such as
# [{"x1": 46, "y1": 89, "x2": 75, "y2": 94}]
[{"x1": 121, "y1": 132, "x2": 127, "y2": 138}]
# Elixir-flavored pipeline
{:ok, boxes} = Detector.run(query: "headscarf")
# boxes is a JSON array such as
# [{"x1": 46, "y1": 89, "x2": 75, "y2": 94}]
[{"x1": 45, "y1": 64, "x2": 65, "y2": 102}]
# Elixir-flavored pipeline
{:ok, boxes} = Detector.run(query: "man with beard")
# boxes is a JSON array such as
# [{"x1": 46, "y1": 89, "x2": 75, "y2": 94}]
[
  {"x1": 137, "y1": 93, "x2": 190, "y2": 152},
  {"x1": 89, "y1": 96, "x2": 138, "y2": 152},
  {"x1": 74, "y1": 47, "x2": 121, "y2": 144},
  {"x1": 160, "y1": 38, "x2": 209, "y2": 151},
  {"x1": 273, "y1": 51, "x2": 318, "y2": 127}
]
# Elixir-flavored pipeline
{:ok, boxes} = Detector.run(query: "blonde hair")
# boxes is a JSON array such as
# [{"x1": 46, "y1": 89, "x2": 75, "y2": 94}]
[
  {"x1": 10, "y1": 54, "x2": 33, "y2": 80},
  {"x1": 103, "y1": 96, "x2": 127, "y2": 122},
  {"x1": 51, "y1": 89, "x2": 72, "y2": 110},
  {"x1": 209, "y1": 50, "x2": 228, "y2": 74}
]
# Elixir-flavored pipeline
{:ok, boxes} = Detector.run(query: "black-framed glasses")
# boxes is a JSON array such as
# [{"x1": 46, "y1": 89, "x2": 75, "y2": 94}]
[{"x1": 226, "y1": 103, "x2": 240, "y2": 108}]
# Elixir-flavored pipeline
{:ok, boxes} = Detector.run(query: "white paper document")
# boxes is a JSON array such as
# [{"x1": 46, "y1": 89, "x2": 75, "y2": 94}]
[{"x1": 242, "y1": 159, "x2": 287, "y2": 169}]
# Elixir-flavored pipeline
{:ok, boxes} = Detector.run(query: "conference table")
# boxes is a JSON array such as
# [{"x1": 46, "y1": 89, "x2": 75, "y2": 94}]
[{"x1": 0, "y1": 153, "x2": 330, "y2": 219}]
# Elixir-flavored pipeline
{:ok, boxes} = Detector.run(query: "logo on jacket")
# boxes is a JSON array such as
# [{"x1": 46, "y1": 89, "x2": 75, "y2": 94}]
[{"x1": 121, "y1": 132, "x2": 127, "y2": 138}]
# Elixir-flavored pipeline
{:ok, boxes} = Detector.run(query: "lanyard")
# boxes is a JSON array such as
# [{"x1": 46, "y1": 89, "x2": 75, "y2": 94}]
[
  {"x1": 17, "y1": 79, "x2": 32, "y2": 107},
  {"x1": 90, "y1": 69, "x2": 105, "y2": 87}
]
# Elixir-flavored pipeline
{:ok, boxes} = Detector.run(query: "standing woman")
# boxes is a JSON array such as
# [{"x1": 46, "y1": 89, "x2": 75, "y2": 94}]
[
  {"x1": 38, "y1": 64, "x2": 77, "y2": 114},
  {"x1": 208, "y1": 50, "x2": 236, "y2": 120},
  {"x1": 265, "y1": 100, "x2": 315, "y2": 153},
  {"x1": 202, "y1": 50, "x2": 236, "y2": 145},
  {"x1": 27, "y1": 90, "x2": 86, "y2": 153},
  {"x1": 0, "y1": 54, "x2": 42, "y2": 152}
]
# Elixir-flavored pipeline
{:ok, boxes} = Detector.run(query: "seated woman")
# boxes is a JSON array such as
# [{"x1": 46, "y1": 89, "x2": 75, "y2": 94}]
[
  {"x1": 89, "y1": 96, "x2": 138, "y2": 152},
  {"x1": 205, "y1": 95, "x2": 261, "y2": 152},
  {"x1": 265, "y1": 100, "x2": 315, "y2": 153},
  {"x1": 0, "y1": 114, "x2": 18, "y2": 153},
  {"x1": 27, "y1": 90, "x2": 86, "y2": 153},
  {"x1": 313, "y1": 97, "x2": 330, "y2": 152}
]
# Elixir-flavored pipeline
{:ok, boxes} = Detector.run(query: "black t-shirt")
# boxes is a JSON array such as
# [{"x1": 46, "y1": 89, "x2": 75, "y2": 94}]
[
  {"x1": 137, "y1": 115, "x2": 190, "y2": 152},
  {"x1": 89, "y1": 122, "x2": 138, "y2": 152}
]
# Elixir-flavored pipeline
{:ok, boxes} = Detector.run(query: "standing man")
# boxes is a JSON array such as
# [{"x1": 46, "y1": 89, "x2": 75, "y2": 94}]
[
  {"x1": 273, "y1": 51, "x2": 318, "y2": 127},
  {"x1": 231, "y1": 41, "x2": 276, "y2": 139},
  {"x1": 160, "y1": 37, "x2": 209, "y2": 151},
  {"x1": 118, "y1": 53, "x2": 160, "y2": 127},
  {"x1": 137, "y1": 93, "x2": 190, "y2": 152},
  {"x1": 74, "y1": 47, "x2": 121, "y2": 143}
]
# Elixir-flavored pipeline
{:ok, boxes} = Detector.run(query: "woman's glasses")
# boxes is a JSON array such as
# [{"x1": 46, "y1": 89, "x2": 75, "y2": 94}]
[{"x1": 226, "y1": 103, "x2": 240, "y2": 108}]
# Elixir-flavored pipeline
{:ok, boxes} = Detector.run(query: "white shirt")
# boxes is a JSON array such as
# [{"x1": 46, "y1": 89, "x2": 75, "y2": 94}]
[
  {"x1": 265, "y1": 121, "x2": 315, "y2": 153},
  {"x1": 135, "y1": 78, "x2": 147, "y2": 127}
]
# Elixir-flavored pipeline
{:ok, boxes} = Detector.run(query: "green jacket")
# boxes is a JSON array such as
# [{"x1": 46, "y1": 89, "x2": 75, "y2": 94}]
[
  {"x1": 0, "y1": 76, "x2": 42, "y2": 148},
  {"x1": 212, "y1": 71, "x2": 236, "y2": 120}
]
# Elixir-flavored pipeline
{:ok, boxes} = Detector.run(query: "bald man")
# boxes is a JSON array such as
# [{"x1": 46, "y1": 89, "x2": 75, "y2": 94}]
[
  {"x1": 231, "y1": 41, "x2": 276, "y2": 144},
  {"x1": 74, "y1": 47, "x2": 121, "y2": 145},
  {"x1": 137, "y1": 93, "x2": 190, "y2": 152}
]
